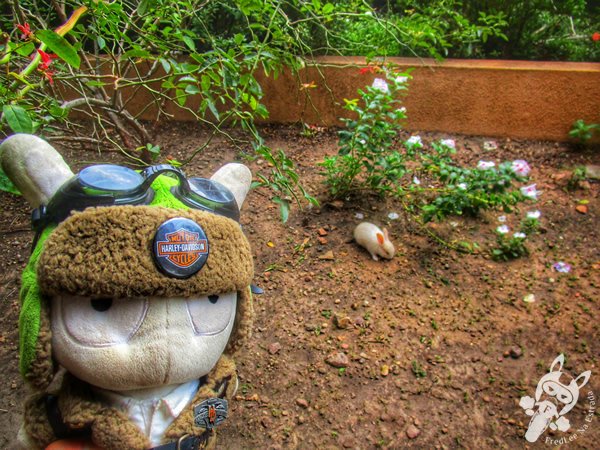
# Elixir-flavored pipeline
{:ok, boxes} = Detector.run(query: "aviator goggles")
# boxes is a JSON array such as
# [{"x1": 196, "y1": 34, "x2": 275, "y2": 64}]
[{"x1": 32, "y1": 163, "x2": 240, "y2": 234}]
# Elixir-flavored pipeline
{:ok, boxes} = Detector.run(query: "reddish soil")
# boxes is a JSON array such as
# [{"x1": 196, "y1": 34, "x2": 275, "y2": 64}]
[{"x1": 0, "y1": 123, "x2": 598, "y2": 449}]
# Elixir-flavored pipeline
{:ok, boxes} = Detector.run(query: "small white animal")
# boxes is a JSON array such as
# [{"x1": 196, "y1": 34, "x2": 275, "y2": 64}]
[{"x1": 353, "y1": 222, "x2": 395, "y2": 261}]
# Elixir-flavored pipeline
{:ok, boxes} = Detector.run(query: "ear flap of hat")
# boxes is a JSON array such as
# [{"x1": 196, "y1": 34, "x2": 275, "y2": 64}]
[
  {"x1": 225, "y1": 287, "x2": 254, "y2": 355},
  {"x1": 19, "y1": 227, "x2": 56, "y2": 390}
]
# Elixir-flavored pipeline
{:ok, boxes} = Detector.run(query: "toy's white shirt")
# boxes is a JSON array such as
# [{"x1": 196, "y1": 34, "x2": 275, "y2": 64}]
[{"x1": 94, "y1": 380, "x2": 200, "y2": 446}]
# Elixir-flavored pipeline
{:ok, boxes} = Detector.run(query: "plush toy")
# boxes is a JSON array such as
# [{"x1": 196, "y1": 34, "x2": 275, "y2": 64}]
[{"x1": 0, "y1": 134, "x2": 255, "y2": 450}]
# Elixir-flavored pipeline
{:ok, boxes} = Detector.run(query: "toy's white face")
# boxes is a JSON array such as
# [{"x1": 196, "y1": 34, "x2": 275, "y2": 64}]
[{"x1": 51, "y1": 292, "x2": 237, "y2": 391}]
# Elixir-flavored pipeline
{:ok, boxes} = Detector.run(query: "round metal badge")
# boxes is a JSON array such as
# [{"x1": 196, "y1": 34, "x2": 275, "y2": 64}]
[{"x1": 153, "y1": 217, "x2": 209, "y2": 278}]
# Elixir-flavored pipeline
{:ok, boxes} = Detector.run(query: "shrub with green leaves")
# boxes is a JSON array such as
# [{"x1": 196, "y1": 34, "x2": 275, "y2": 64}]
[
  {"x1": 0, "y1": 0, "x2": 332, "y2": 218},
  {"x1": 321, "y1": 72, "x2": 541, "y2": 257},
  {"x1": 320, "y1": 67, "x2": 412, "y2": 197}
]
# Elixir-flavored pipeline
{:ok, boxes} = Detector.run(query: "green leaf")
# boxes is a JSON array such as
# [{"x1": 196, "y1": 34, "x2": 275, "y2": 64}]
[
  {"x1": 122, "y1": 49, "x2": 151, "y2": 59},
  {"x1": 234, "y1": 33, "x2": 245, "y2": 45},
  {"x1": 15, "y1": 42, "x2": 35, "y2": 57},
  {"x1": 184, "y1": 84, "x2": 201, "y2": 94},
  {"x1": 37, "y1": 30, "x2": 80, "y2": 68},
  {"x1": 2, "y1": 105, "x2": 34, "y2": 133},
  {"x1": 205, "y1": 100, "x2": 219, "y2": 120},
  {"x1": 175, "y1": 89, "x2": 187, "y2": 107},
  {"x1": 322, "y1": 3, "x2": 335, "y2": 15},
  {"x1": 182, "y1": 36, "x2": 195, "y2": 51},
  {"x1": 273, "y1": 197, "x2": 290, "y2": 223},
  {"x1": 96, "y1": 36, "x2": 106, "y2": 50},
  {"x1": 201, "y1": 75, "x2": 211, "y2": 92},
  {"x1": 0, "y1": 167, "x2": 20, "y2": 195},
  {"x1": 137, "y1": 0, "x2": 157, "y2": 15},
  {"x1": 159, "y1": 58, "x2": 171, "y2": 74}
]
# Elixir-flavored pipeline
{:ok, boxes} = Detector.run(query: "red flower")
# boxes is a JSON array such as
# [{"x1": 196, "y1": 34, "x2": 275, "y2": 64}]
[
  {"x1": 592, "y1": 32, "x2": 600, "y2": 42},
  {"x1": 37, "y1": 49, "x2": 57, "y2": 71},
  {"x1": 42, "y1": 70, "x2": 54, "y2": 85},
  {"x1": 359, "y1": 66, "x2": 375, "y2": 75},
  {"x1": 16, "y1": 22, "x2": 33, "y2": 40}
]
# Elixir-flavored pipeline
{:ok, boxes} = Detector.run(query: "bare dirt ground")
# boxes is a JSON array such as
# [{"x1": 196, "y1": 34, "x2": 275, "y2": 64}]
[{"x1": 0, "y1": 123, "x2": 598, "y2": 449}]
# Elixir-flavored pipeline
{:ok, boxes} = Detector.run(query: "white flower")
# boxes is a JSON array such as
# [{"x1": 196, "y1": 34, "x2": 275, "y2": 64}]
[
  {"x1": 440, "y1": 139, "x2": 455, "y2": 149},
  {"x1": 406, "y1": 135, "x2": 422, "y2": 146},
  {"x1": 497, "y1": 225, "x2": 509, "y2": 234},
  {"x1": 521, "y1": 184, "x2": 541, "y2": 200},
  {"x1": 498, "y1": 215, "x2": 506, "y2": 223},
  {"x1": 355, "y1": 212, "x2": 364, "y2": 219},
  {"x1": 395, "y1": 76, "x2": 409, "y2": 84},
  {"x1": 388, "y1": 212, "x2": 400, "y2": 220},
  {"x1": 412, "y1": 176, "x2": 421, "y2": 185},
  {"x1": 553, "y1": 261, "x2": 571, "y2": 273},
  {"x1": 527, "y1": 210, "x2": 541, "y2": 219},
  {"x1": 511, "y1": 159, "x2": 531, "y2": 177},
  {"x1": 359, "y1": 139, "x2": 366, "y2": 145},
  {"x1": 372, "y1": 78, "x2": 389, "y2": 93},
  {"x1": 513, "y1": 232, "x2": 526, "y2": 239},
  {"x1": 483, "y1": 141, "x2": 498, "y2": 151},
  {"x1": 399, "y1": 106, "x2": 407, "y2": 113},
  {"x1": 477, "y1": 160, "x2": 495, "y2": 170},
  {"x1": 457, "y1": 183, "x2": 467, "y2": 190}
]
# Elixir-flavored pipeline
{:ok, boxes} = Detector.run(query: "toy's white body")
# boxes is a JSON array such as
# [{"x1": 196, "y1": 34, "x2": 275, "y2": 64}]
[{"x1": 353, "y1": 222, "x2": 395, "y2": 261}]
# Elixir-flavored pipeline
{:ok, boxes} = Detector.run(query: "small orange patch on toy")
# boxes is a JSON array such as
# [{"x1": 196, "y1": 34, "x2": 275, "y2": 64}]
[
  {"x1": 209, "y1": 404, "x2": 217, "y2": 424},
  {"x1": 46, "y1": 439, "x2": 103, "y2": 450},
  {"x1": 376, "y1": 233, "x2": 385, "y2": 245}
]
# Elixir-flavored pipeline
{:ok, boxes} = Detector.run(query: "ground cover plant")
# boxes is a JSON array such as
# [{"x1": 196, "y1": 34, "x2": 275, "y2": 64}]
[{"x1": 320, "y1": 66, "x2": 544, "y2": 259}]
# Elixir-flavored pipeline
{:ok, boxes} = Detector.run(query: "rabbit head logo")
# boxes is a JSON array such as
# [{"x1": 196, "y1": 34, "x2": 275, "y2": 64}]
[{"x1": 520, "y1": 354, "x2": 591, "y2": 443}]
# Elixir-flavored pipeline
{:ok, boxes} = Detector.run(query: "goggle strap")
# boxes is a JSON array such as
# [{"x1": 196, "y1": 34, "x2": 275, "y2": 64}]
[{"x1": 139, "y1": 164, "x2": 190, "y2": 194}]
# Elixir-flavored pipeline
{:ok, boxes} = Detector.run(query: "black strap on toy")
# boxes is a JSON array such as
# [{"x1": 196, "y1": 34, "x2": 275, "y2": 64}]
[{"x1": 150, "y1": 432, "x2": 212, "y2": 450}]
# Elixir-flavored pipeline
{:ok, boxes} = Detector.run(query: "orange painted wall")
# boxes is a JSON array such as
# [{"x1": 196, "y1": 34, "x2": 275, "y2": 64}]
[{"x1": 254, "y1": 57, "x2": 600, "y2": 141}]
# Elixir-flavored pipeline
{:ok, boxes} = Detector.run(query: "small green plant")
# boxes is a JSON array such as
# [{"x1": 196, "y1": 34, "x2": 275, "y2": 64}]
[
  {"x1": 567, "y1": 166, "x2": 587, "y2": 191},
  {"x1": 319, "y1": 66, "x2": 411, "y2": 197},
  {"x1": 321, "y1": 309, "x2": 332, "y2": 319},
  {"x1": 252, "y1": 146, "x2": 319, "y2": 222},
  {"x1": 569, "y1": 119, "x2": 599, "y2": 143},
  {"x1": 411, "y1": 360, "x2": 427, "y2": 378},
  {"x1": 520, "y1": 210, "x2": 542, "y2": 234},
  {"x1": 491, "y1": 224, "x2": 529, "y2": 261}
]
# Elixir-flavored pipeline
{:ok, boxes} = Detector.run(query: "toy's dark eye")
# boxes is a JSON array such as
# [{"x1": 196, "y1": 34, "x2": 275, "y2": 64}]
[
  {"x1": 91, "y1": 298, "x2": 113, "y2": 312},
  {"x1": 208, "y1": 295, "x2": 219, "y2": 304}
]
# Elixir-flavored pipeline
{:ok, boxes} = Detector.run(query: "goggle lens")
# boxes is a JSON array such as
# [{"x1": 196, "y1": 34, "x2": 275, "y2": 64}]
[{"x1": 79, "y1": 165, "x2": 144, "y2": 193}]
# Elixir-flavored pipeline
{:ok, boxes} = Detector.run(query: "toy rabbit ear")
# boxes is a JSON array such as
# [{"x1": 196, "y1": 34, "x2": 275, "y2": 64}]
[
  {"x1": 550, "y1": 354, "x2": 565, "y2": 373},
  {"x1": 383, "y1": 228, "x2": 390, "y2": 240},
  {"x1": 0, "y1": 134, "x2": 74, "y2": 208},
  {"x1": 376, "y1": 232, "x2": 385, "y2": 245},
  {"x1": 575, "y1": 370, "x2": 591, "y2": 389},
  {"x1": 210, "y1": 163, "x2": 252, "y2": 210}
]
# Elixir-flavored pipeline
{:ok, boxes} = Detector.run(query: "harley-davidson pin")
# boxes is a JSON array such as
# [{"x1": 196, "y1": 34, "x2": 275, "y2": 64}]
[{"x1": 193, "y1": 398, "x2": 228, "y2": 430}]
